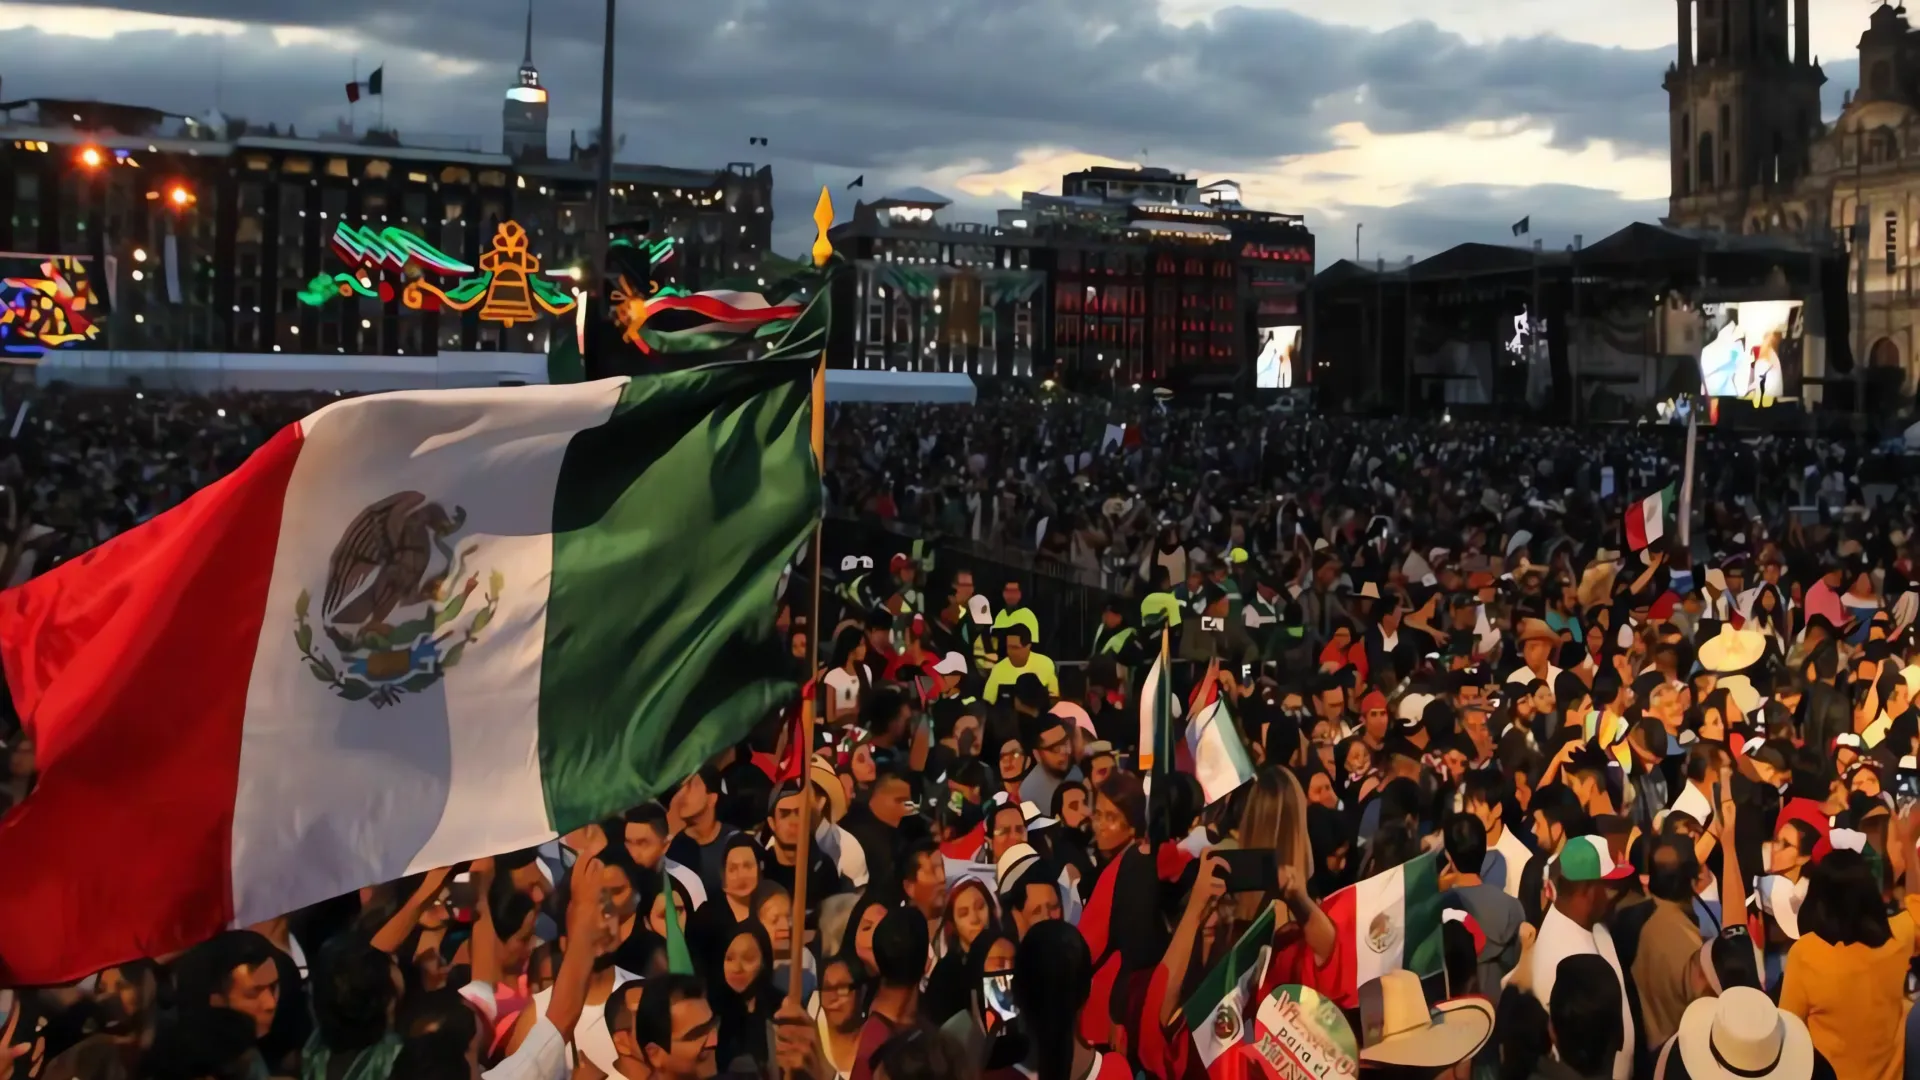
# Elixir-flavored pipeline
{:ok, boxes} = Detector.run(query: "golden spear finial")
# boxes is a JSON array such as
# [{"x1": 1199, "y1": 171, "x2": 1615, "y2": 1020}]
[{"x1": 811, "y1": 187, "x2": 834, "y2": 268}]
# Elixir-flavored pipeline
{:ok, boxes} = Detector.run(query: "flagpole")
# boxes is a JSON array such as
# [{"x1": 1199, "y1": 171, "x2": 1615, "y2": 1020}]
[
  {"x1": 785, "y1": 187, "x2": 834, "y2": 1010},
  {"x1": 1678, "y1": 389, "x2": 1697, "y2": 553},
  {"x1": 593, "y1": 0, "x2": 616, "y2": 296},
  {"x1": 350, "y1": 57, "x2": 358, "y2": 132}
]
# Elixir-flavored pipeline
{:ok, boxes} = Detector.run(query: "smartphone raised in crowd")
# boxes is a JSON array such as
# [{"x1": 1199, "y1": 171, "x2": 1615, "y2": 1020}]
[
  {"x1": 1218, "y1": 849, "x2": 1277, "y2": 893},
  {"x1": 981, "y1": 972, "x2": 1019, "y2": 1032}
]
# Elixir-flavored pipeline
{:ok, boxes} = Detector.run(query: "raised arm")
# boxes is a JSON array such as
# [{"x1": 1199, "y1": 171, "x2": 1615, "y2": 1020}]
[
  {"x1": 370, "y1": 866, "x2": 452, "y2": 955},
  {"x1": 1160, "y1": 854, "x2": 1227, "y2": 1028}
]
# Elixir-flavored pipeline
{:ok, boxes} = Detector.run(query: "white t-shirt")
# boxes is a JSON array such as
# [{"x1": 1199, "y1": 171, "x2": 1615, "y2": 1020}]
[
  {"x1": 824, "y1": 668, "x2": 863, "y2": 712},
  {"x1": 527, "y1": 966, "x2": 638, "y2": 1077},
  {"x1": 1490, "y1": 826, "x2": 1534, "y2": 900},
  {"x1": 1526, "y1": 908, "x2": 1634, "y2": 1080}
]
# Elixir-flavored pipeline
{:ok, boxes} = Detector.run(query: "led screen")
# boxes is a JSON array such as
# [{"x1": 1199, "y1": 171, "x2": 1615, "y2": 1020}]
[
  {"x1": 1699, "y1": 301, "x2": 1800, "y2": 398},
  {"x1": 1256, "y1": 325, "x2": 1303, "y2": 389}
]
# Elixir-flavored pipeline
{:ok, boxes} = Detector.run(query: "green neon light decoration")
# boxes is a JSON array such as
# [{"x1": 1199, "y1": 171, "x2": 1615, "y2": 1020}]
[{"x1": 330, "y1": 224, "x2": 475, "y2": 277}]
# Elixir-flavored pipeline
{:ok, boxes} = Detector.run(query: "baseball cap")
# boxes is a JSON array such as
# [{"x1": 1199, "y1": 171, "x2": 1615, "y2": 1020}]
[
  {"x1": 934, "y1": 651, "x2": 969, "y2": 676},
  {"x1": 1556, "y1": 835, "x2": 1633, "y2": 882}
]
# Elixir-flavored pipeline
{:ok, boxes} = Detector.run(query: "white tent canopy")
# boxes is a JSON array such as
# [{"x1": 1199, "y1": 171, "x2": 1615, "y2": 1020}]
[
  {"x1": 824, "y1": 370, "x2": 975, "y2": 404},
  {"x1": 39, "y1": 350, "x2": 978, "y2": 404}
]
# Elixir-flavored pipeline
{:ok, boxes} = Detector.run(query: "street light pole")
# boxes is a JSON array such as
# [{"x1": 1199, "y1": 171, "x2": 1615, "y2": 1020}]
[{"x1": 593, "y1": 0, "x2": 616, "y2": 287}]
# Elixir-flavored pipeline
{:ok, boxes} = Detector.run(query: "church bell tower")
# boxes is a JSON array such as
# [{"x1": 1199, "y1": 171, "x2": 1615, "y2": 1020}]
[{"x1": 1665, "y1": 0, "x2": 1825, "y2": 231}]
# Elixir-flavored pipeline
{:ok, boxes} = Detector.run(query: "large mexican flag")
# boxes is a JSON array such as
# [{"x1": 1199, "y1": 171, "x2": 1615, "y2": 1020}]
[{"x1": 0, "y1": 361, "x2": 820, "y2": 984}]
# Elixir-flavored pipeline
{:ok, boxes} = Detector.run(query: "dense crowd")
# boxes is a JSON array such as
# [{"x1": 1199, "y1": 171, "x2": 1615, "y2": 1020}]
[{"x1": 3, "y1": 383, "x2": 1920, "y2": 1080}]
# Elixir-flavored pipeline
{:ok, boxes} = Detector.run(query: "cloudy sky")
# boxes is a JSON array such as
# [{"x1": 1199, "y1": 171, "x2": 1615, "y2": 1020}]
[{"x1": 9, "y1": 0, "x2": 1872, "y2": 264}]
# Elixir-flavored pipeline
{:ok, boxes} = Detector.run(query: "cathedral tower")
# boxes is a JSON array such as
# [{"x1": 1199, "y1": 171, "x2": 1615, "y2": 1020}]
[{"x1": 1665, "y1": 0, "x2": 1825, "y2": 231}]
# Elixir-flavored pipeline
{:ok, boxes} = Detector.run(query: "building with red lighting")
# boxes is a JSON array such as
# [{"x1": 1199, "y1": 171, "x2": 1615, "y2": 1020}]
[{"x1": 826, "y1": 166, "x2": 1313, "y2": 391}]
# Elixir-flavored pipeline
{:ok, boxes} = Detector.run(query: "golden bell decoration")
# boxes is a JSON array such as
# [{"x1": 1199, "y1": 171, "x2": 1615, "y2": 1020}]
[{"x1": 477, "y1": 221, "x2": 541, "y2": 328}]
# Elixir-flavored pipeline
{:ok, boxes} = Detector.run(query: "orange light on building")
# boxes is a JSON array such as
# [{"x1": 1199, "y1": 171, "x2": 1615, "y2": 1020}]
[
  {"x1": 77, "y1": 145, "x2": 104, "y2": 169},
  {"x1": 167, "y1": 184, "x2": 194, "y2": 208}
]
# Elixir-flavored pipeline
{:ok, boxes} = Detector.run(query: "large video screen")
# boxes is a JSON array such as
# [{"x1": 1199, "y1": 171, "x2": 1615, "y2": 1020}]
[
  {"x1": 1700, "y1": 301, "x2": 1800, "y2": 398},
  {"x1": 1256, "y1": 325, "x2": 1303, "y2": 389}
]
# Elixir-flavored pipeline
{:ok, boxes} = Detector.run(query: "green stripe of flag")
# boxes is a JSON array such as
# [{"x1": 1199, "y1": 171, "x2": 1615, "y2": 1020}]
[
  {"x1": 537, "y1": 356, "x2": 821, "y2": 831},
  {"x1": 1403, "y1": 851, "x2": 1444, "y2": 977}
]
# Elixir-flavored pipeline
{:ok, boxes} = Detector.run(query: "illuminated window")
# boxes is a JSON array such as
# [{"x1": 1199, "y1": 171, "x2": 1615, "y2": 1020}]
[
  {"x1": 479, "y1": 170, "x2": 507, "y2": 187},
  {"x1": 442, "y1": 167, "x2": 472, "y2": 185},
  {"x1": 283, "y1": 157, "x2": 313, "y2": 175},
  {"x1": 245, "y1": 154, "x2": 270, "y2": 172},
  {"x1": 364, "y1": 160, "x2": 392, "y2": 180},
  {"x1": 326, "y1": 158, "x2": 350, "y2": 178}
]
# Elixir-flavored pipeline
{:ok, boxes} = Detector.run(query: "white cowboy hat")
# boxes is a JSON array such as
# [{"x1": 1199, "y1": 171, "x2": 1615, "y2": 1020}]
[
  {"x1": 1673, "y1": 987, "x2": 1814, "y2": 1080},
  {"x1": 1718, "y1": 675, "x2": 1763, "y2": 719},
  {"x1": 1697, "y1": 625, "x2": 1766, "y2": 673},
  {"x1": 1357, "y1": 969, "x2": 1494, "y2": 1068}
]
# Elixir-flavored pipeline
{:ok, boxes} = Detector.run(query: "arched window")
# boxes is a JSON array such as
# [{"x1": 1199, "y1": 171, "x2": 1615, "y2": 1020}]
[
  {"x1": 1699, "y1": 133, "x2": 1716, "y2": 187},
  {"x1": 1871, "y1": 337, "x2": 1902, "y2": 367},
  {"x1": 1872, "y1": 60, "x2": 1894, "y2": 98}
]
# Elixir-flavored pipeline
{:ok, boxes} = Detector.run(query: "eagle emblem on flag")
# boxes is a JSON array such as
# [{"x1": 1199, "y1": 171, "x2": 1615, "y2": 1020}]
[
  {"x1": 1212, "y1": 1003, "x2": 1243, "y2": 1043},
  {"x1": 293, "y1": 491, "x2": 502, "y2": 707},
  {"x1": 1366, "y1": 911, "x2": 1400, "y2": 955}
]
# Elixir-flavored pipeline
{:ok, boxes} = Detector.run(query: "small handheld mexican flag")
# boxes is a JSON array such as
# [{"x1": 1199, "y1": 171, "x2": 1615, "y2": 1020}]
[
  {"x1": 1319, "y1": 850, "x2": 1444, "y2": 1006},
  {"x1": 1183, "y1": 902, "x2": 1275, "y2": 1067},
  {"x1": 1186, "y1": 661, "x2": 1255, "y2": 805},
  {"x1": 1625, "y1": 484, "x2": 1675, "y2": 551}
]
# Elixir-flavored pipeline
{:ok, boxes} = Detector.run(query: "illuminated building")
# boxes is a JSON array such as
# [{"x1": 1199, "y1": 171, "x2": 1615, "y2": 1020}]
[
  {"x1": 827, "y1": 188, "x2": 1047, "y2": 377},
  {"x1": 1008, "y1": 166, "x2": 1312, "y2": 389},
  {"x1": 825, "y1": 168, "x2": 1312, "y2": 389},
  {"x1": 0, "y1": 77, "x2": 770, "y2": 360}
]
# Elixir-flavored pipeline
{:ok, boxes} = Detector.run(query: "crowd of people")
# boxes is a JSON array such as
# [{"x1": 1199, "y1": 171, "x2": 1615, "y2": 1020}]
[{"x1": 3, "y1": 383, "x2": 1920, "y2": 1080}]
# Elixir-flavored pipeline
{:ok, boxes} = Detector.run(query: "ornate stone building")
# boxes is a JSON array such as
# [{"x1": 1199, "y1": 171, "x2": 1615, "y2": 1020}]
[{"x1": 1664, "y1": 0, "x2": 1824, "y2": 234}]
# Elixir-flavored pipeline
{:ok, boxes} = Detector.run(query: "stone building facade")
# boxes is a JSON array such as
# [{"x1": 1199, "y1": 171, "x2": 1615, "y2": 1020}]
[{"x1": 1666, "y1": 1, "x2": 1920, "y2": 387}]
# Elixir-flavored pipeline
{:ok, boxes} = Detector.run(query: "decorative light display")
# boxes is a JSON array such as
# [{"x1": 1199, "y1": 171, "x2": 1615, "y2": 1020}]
[
  {"x1": 299, "y1": 220, "x2": 575, "y2": 327},
  {"x1": 0, "y1": 256, "x2": 101, "y2": 355},
  {"x1": 606, "y1": 236, "x2": 804, "y2": 356},
  {"x1": 405, "y1": 221, "x2": 574, "y2": 327}
]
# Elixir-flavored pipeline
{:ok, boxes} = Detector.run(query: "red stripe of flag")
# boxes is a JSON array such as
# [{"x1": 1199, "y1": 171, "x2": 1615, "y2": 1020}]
[
  {"x1": 645, "y1": 294, "x2": 804, "y2": 325},
  {"x1": 0, "y1": 425, "x2": 306, "y2": 985}
]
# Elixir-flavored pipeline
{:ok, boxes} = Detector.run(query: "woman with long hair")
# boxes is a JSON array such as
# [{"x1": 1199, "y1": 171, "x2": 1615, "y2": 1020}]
[
  {"x1": 1013, "y1": 922, "x2": 1131, "y2": 1080},
  {"x1": 935, "y1": 930, "x2": 1023, "y2": 1070},
  {"x1": 922, "y1": 879, "x2": 999, "y2": 1024},
  {"x1": 712, "y1": 921, "x2": 779, "y2": 1074},
  {"x1": 1234, "y1": 766, "x2": 1313, "y2": 887},
  {"x1": 823, "y1": 626, "x2": 870, "y2": 726},
  {"x1": 1780, "y1": 831, "x2": 1920, "y2": 1080},
  {"x1": 839, "y1": 890, "x2": 893, "y2": 979}
]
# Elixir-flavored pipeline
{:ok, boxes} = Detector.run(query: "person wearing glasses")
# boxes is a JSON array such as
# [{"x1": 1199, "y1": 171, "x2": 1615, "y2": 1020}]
[
  {"x1": 1019, "y1": 716, "x2": 1082, "y2": 811},
  {"x1": 814, "y1": 955, "x2": 866, "y2": 1080}
]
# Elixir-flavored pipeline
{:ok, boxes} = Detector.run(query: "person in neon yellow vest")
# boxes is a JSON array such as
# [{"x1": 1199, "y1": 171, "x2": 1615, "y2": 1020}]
[{"x1": 984, "y1": 625, "x2": 1058, "y2": 704}]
